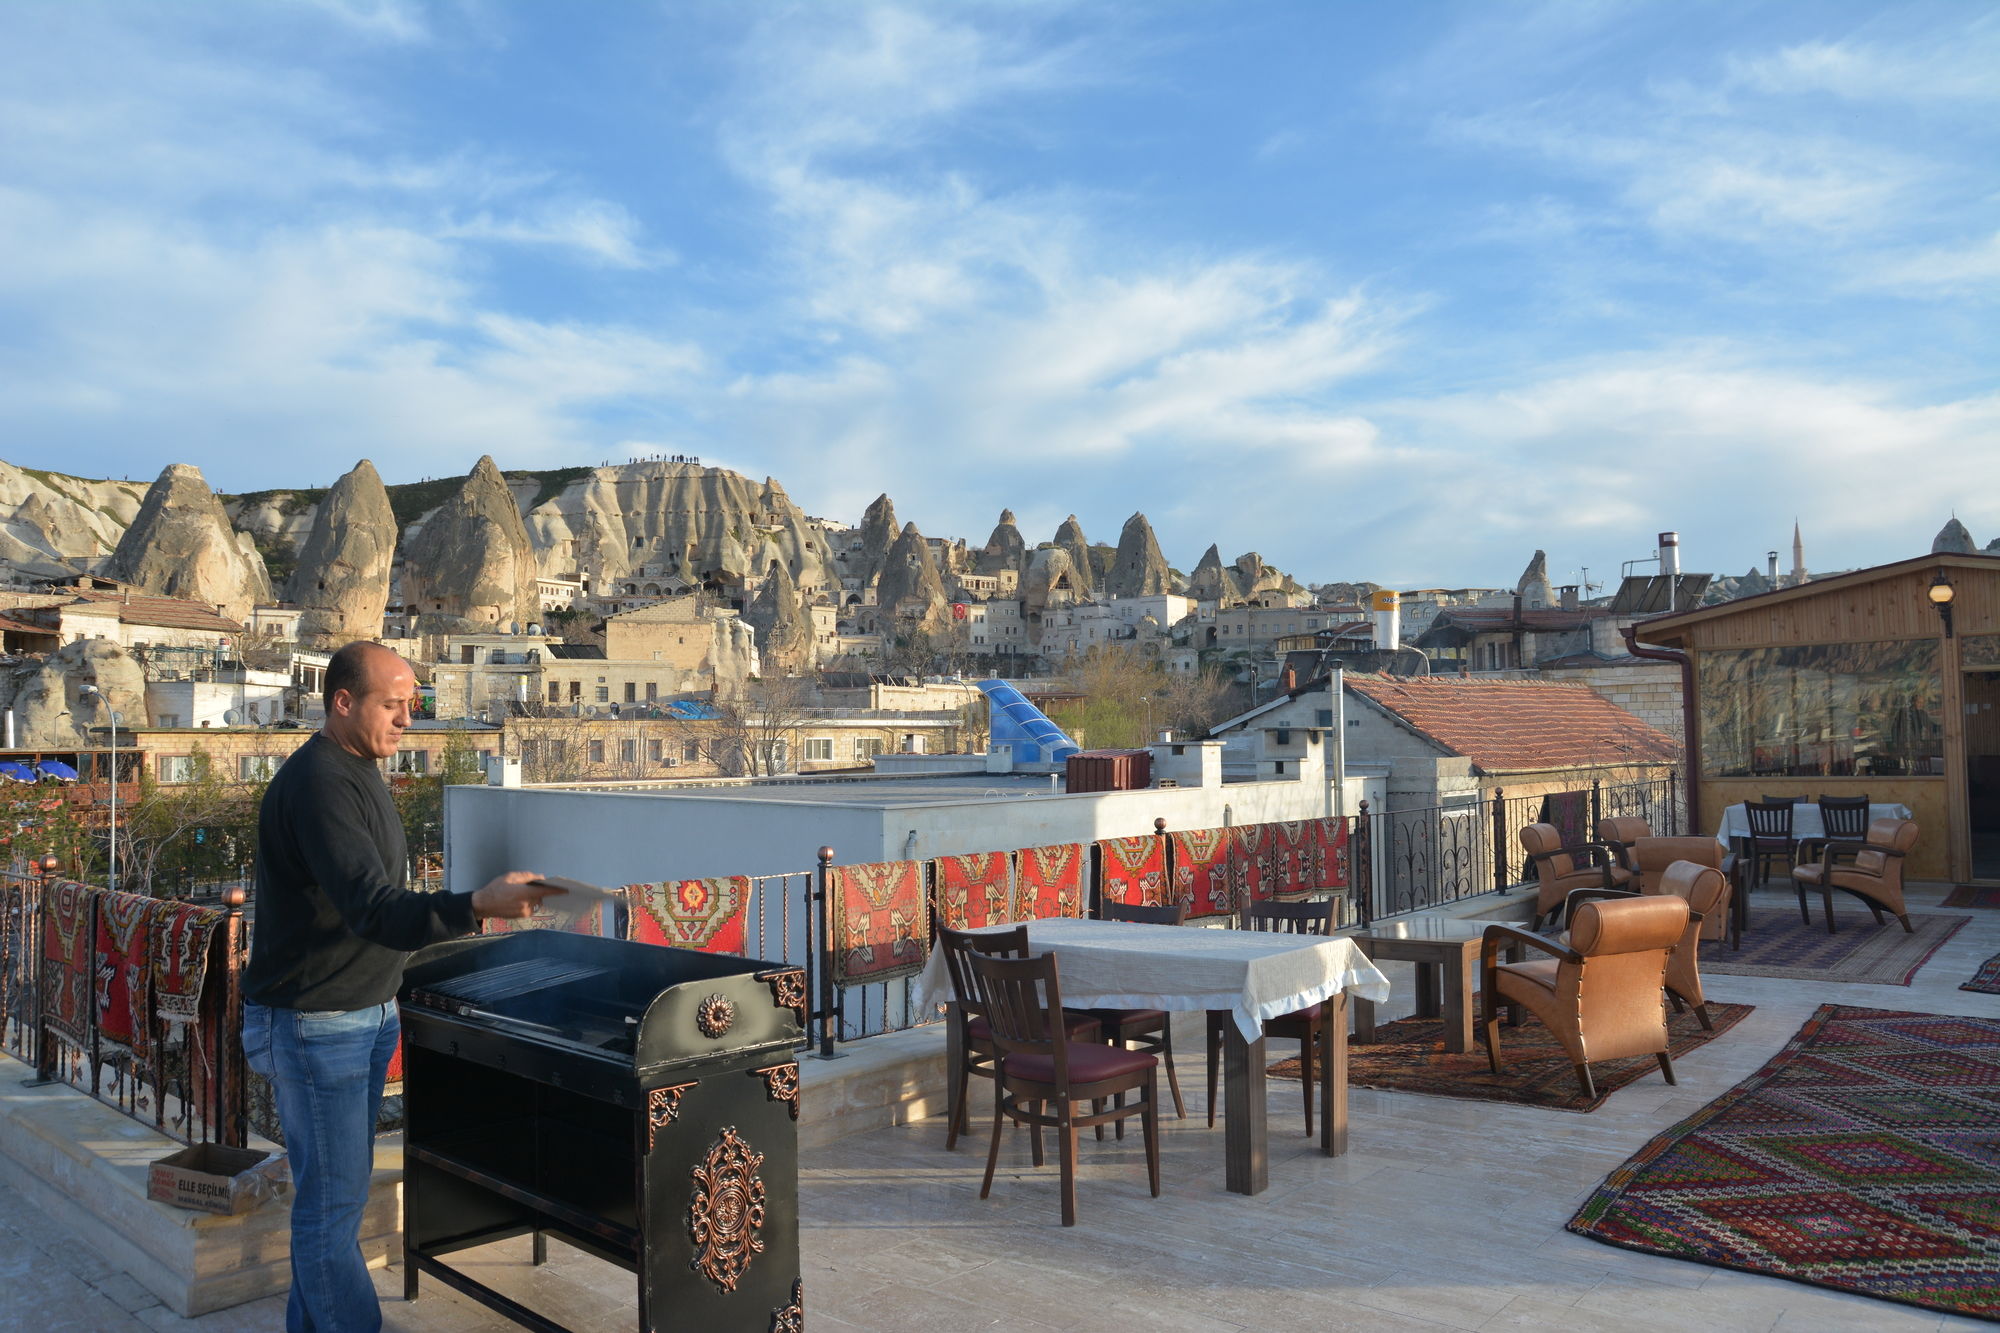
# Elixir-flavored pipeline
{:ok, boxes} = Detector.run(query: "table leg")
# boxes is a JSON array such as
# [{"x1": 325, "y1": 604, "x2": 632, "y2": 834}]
[
  {"x1": 943, "y1": 1002, "x2": 964, "y2": 1139},
  {"x1": 1320, "y1": 991, "x2": 1347, "y2": 1157},
  {"x1": 1441, "y1": 947, "x2": 1475, "y2": 1054},
  {"x1": 1222, "y1": 1023, "x2": 1268, "y2": 1196},
  {"x1": 1415, "y1": 961, "x2": 1440, "y2": 1019},
  {"x1": 1351, "y1": 992, "x2": 1377, "y2": 1044}
]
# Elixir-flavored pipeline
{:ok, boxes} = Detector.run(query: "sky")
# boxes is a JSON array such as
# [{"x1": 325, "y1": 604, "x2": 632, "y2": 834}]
[{"x1": 1, "y1": 1, "x2": 1995, "y2": 591}]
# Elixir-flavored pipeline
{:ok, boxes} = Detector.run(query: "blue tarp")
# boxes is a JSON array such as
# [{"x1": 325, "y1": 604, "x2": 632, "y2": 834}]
[
  {"x1": 0, "y1": 762, "x2": 37, "y2": 782},
  {"x1": 662, "y1": 700, "x2": 724, "y2": 720},
  {"x1": 34, "y1": 760, "x2": 79, "y2": 781}
]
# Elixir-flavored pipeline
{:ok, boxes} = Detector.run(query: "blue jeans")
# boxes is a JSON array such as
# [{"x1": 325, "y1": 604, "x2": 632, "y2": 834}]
[{"x1": 243, "y1": 1000, "x2": 399, "y2": 1333}]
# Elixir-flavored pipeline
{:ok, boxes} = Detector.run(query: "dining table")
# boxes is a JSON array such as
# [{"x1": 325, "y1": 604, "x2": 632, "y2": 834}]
[
  {"x1": 1712, "y1": 800, "x2": 1913, "y2": 847},
  {"x1": 914, "y1": 916, "x2": 1391, "y2": 1196}
]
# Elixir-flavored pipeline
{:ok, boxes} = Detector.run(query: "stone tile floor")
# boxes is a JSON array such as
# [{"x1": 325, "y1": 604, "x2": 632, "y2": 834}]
[{"x1": 7, "y1": 881, "x2": 2000, "y2": 1331}]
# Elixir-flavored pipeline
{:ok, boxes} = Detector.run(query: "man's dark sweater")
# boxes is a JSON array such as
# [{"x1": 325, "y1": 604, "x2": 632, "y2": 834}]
[{"x1": 244, "y1": 733, "x2": 476, "y2": 1011}]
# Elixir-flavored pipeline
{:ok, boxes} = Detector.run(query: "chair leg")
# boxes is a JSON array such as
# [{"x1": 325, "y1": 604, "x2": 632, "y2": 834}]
[
  {"x1": 1057, "y1": 1114, "x2": 1079, "y2": 1228},
  {"x1": 979, "y1": 1092, "x2": 1006, "y2": 1200},
  {"x1": 1142, "y1": 1071, "x2": 1161, "y2": 1198},
  {"x1": 1897, "y1": 913, "x2": 1913, "y2": 933},
  {"x1": 1667, "y1": 990, "x2": 1685, "y2": 1014},
  {"x1": 1656, "y1": 1051, "x2": 1677, "y2": 1086},
  {"x1": 1823, "y1": 889, "x2": 1837, "y2": 935},
  {"x1": 1796, "y1": 884, "x2": 1812, "y2": 926},
  {"x1": 1693, "y1": 1001, "x2": 1713, "y2": 1032},
  {"x1": 1030, "y1": 1103, "x2": 1045, "y2": 1167},
  {"x1": 1158, "y1": 1022, "x2": 1186, "y2": 1120},
  {"x1": 1573, "y1": 1062, "x2": 1597, "y2": 1101},
  {"x1": 1867, "y1": 903, "x2": 1885, "y2": 926},
  {"x1": 1482, "y1": 993, "x2": 1504, "y2": 1075},
  {"x1": 946, "y1": 1060, "x2": 972, "y2": 1150}
]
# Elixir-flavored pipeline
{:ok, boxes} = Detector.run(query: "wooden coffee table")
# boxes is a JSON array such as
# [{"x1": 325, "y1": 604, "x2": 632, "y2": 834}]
[{"x1": 1352, "y1": 917, "x2": 1519, "y2": 1054}]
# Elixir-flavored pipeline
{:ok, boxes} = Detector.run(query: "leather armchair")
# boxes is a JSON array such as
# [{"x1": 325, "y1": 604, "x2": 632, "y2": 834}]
[
  {"x1": 1791, "y1": 817, "x2": 1919, "y2": 935},
  {"x1": 1481, "y1": 894, "x2": 1688, "y2": 1100},
  {"x1": 1629, "y1": 837, "x2": 1738, "y2": 949},
  {"x1": 1595, "y1": 817, "x2": 1652, "y2": 871},
  {"x1": 1520, "y1": 822, "x2": 1631, "y2": 931},
  {"x1": 1569, "y1": 860, "x2": 1728, "y2": 1031}
]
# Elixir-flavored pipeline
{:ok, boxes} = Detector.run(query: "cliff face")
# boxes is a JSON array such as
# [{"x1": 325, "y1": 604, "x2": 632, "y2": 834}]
[
  {"x1": 853, "y1": 494, "x2": 900, "y2": 590},
  {"x1": 976, "y1": 509, "x2": 1026, "y2": 575},
  {"x1": 106, "y1": 464, "x2": 271, "y2": 622},
  {"x1": 402, "y1": 456, "x2": 540, "y2": 632},
  {"x1": 0, "y1": 639, "x2": 148, "y2": 748},
  {"x1": 1052, "y1": 515, "x2": 1095, "y2": 599},
  {"x1": 0, "y1": 463, "x2": 151, "y2": 578},
  {"x1": 743, "y1": 560, "x2": 815, "y2": 674},
  {"x1": 291, "y1": 460, "x2": 396, "y2": 648},
  {"x1": 875, "y1": 522, "x2": 951, "y2": 635}
]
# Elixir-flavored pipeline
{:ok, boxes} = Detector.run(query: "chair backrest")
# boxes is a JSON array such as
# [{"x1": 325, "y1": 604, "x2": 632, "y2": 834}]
[
  {"x1": 1853, "y1": 817, "x2": 1919, "y2": 877},
  {"x1": 1759, "y1": 793, "x2": 1803, "y2": 804},
  {"x1": 1818, "y1": 796, "x2": 1870, "y2": 840},
  {"x1": 1100, "y1": 900, "x2": 1187, "y2": 926},
  {"x1": 937, "y1": 924, "x2": 1030, "y2": 1013},
  {"x1": 1596, "y1": 816, "x2": 1651, "y2": 846},
  {"x1": 1555, "y1": 895, "x2": 1688, "y2": 1062},
  {"x1": 1655, "y1": 859, "x2": 1730, "y2": 940},
  {"x1": 963, "y1": 948, "x2": 1068, "y2": 1082},
  {"x1": 1744, "y1": 799, "x2": 1795, "y2": 838},
  {"x1": 1519, "y1": 823, "x2": 1574, "y2": 878},
  {"x1": 1569, "y1": 894, "x2": 1689, "y2": 959},
  {"x1": 1244, "y1": 897, "x2": 1336, "y2": 936},
  {"x1": 1632, "y1": 836, "x2": 1723, "y2": 889}
]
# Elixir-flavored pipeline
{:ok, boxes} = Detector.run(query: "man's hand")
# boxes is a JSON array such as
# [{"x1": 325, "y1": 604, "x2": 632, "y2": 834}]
[{"x1": 470, "y1": 871, "x2": 560, "y2": 920}]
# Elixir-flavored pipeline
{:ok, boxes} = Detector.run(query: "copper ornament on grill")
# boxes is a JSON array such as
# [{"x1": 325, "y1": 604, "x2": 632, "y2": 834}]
[{"x1": 688, "y1": 1126, "x2": 767, "y2": 1293}]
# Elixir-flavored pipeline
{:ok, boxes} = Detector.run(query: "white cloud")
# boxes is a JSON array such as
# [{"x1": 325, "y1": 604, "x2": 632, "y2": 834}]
[
  {"x1": 440, "y1": 200, "x2": 667, "y2": 269},
  {"x1": 1727, "y1": 35, "x2": 2000, "y2": 103},
  {"x1": 1860, "y1": 231, "x2": 2000, "y2": 296}
]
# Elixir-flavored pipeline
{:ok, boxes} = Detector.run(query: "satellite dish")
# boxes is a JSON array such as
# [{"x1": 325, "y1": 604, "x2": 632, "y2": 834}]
[
  {"x1": 223, "y1": 709, "x2": 242, "y2": 726},
  {"x1": 584, "y1": 705, "x2": 600, "y2": 717}
]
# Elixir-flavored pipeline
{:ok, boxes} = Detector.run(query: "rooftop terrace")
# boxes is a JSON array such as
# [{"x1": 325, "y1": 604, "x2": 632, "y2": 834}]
[{"x1": 7, "y1": 880, "x2": 1997, "y2": 1332}]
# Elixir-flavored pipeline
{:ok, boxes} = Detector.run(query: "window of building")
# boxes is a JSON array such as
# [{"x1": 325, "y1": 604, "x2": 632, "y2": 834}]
[
  {"x1": 1315, "y1": 708, "x2": 1334, "y2": 727},
  {"x1": 1697, "y1": 641, "x2": 1943, "y2": 779},
  {"x1": 238, "y1": 755, "x2": 281, "y2": 781},
  {"x1": 388, "y1": 750, "x2": 427, "y2": 776},
  {"x1": 682, "y1": 740, "x2": 701, "y2": 762},
  {"x1": 595, "y1": 686, "x2": 610, "y2": 704},
  {"x1": 588, "y1": 740, "x2": 605, "y2": 764},
  {"x1": 621, "y1": 738, "x2": 638, "y2": 764},
  {"x1": 157, "y1": 713, "x2": 181, "y2": 729},
  {"x1": 646, "y1": 682, "x2": 658, "y2": 701},
  {"x1": 548, "y1": 682, "x2": 560, "y2": 703},
  {"x1": 649, "y1": 739, "x2": 664, "y2": 763},
  {"x1": 854, "y1": 737, "x2": 884, "y2": 760},
  {"x1": 624, "y1": 682, "x2": 637, "y2": 703},
  {"x1": 802, "y1": 738, "x2": 833, "y2": 761},
  {"x1": 159, "y1": 755, "x2": 196, "y2": 783},
  {"x1": 568, "y1": 681, "x2": 581, "y2": 703}
]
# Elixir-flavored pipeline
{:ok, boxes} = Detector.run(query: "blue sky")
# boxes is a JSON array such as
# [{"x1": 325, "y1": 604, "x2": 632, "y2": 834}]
[{"x1": 1, "y1": 2, "x2": 1994, "y2": 590}]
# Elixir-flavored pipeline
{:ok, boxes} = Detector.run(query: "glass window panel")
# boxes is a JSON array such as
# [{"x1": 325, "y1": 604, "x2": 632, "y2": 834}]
[
  {"x1": 1697, "y1": 641, "x2": 1941, "y2": 778},
  {"x1": 1964, "y1": 633, "x2": 2000, "y2": 670}
]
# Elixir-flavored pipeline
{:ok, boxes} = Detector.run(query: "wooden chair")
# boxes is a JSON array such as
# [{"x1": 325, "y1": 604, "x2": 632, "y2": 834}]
[
  {"x1": 1077, "y1": 901, "x2": 1187, "y2": 1118},
  {"x1": 1741, "y1": 800, "x2": 1797, "y2": 887},
  {"x1": 1792, "y1": 817, "x2": 1919, "y2": 935},
  {"x1": 1480, "y1": 895, "x2": 1688, "y2": 1101},
  {"x1": 1595, "y1": 817, "x2": 1652, "y2": 872},
  {"x1": 936, "y1": 925, "x2": 1101, "y2": 1150},
  {"x1": 1519, "y1": 823, "x2": 1631, "y2": 932},
  {"x1": 1796, "y1": 795, "x2": 1870, "y2": 867},
  {"x1": 1203, "y1": 897, "x2": 1339, "y2": 1136},
  {"x1": 1569, "y1": 859, "x2": 1729, "y2": 1030},
  {"x1": 963, "y1": 949, "x2": 1160, "y2": 1227}
]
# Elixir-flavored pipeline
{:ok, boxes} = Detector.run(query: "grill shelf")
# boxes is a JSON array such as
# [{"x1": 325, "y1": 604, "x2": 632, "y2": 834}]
[{"x1": 414, "y1": 957, "x2": 609, "y2": 1006}]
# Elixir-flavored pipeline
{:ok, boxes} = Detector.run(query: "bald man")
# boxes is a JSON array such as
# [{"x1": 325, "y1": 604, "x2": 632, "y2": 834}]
[{"x1": 243, "y1": 640, "x2": 556, "y2": 1333}]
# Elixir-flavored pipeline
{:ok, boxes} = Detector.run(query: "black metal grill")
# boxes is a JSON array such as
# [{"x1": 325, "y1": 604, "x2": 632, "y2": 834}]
[{"x1": 399, "y1": 930, "x2": 808, "y2": 1332}]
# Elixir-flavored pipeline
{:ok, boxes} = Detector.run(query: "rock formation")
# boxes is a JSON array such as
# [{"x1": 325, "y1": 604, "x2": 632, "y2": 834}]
[
  {"x1": 290, "y1": 460, "x2": 397, "y2": 648},
  {"x1": 402, "y1": 456, "x2": 540, "y2": 632},
  {"x1": 1021, "y1": 546, "x2": 1083, "y2": 645},
  {"x1": 106, "y1": 464, "x2": 271, "y2": 622},
  {"x1": 1934, "y1": 517, "x2": 1979, "y2": 554},
  {"x1": 0, "y1": 462, "x2": 149, "y2": 578},
  {"x1": 0, "y1": 639, "x2": 148, "y2": 748},
  {"x1": 1053, "y1": 515, "x2": 1095, "y2": 599},
  {"x1": 976, "y1": 510, "x2": 1027, "y2": 576},
  {"x1": 1188, "y1": 545, "x2": 1240, "y2": 604},
  {"x1": 1105, "y1": 513, "x2": 1171, "y2": 599},
  {"x1": 852, "y1": 493, "x2": 900, "y2": 590},
  {"x1": 1515, "y1": 550, "x2": 1553, "y2": 610},
  {"x1": 744, "y1": 562, "x2": 815, "y2": 675},
  {"x1": 874, "y1": 522, "x2": 951, "y2": 635}
]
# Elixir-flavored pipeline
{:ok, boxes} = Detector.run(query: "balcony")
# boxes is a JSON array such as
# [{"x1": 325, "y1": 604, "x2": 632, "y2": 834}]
[{"x1": 4, "y1": 872, "x2": 1996, "y2": 1330}]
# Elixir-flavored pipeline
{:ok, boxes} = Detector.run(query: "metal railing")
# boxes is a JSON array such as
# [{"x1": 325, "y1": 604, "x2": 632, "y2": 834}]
[{"x1": 0, "y1": 870, "x2": 248, "y2": 1147}]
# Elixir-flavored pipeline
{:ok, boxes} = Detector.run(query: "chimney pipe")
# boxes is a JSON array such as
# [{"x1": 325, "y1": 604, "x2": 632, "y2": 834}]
[
  {"x1": 1658, "y1": 531, "x2": 1680, "y2": 579},
  {"x1": 1767, "y1": 551, "x2": 1779, "y2": 579},
  {"x1": 1370, "y1": 589, "x2": 1401, "y2": 650}
]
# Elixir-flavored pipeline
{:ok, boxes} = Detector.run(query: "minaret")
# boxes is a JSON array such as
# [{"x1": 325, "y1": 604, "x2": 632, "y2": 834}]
[{"x1": 1791, "y1": 521, "x2": 1806, "y2": 585}]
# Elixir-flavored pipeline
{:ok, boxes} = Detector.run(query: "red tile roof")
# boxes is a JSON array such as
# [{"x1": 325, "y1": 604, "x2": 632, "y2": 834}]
[
  {"x1": 43, "y1": 588, "x2": 244, "y2": 634},
  {"x1": 1344, "y1": 675, "x2": 1679, "y2": 774}
]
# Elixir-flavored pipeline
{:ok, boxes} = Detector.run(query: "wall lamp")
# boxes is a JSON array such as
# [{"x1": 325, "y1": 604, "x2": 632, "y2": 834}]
[{"x1": 1929, "y1": 569, "x2": 1956, "y2": 639}]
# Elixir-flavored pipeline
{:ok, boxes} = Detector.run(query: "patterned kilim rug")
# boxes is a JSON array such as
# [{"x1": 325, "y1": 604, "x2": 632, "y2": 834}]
[
  {"x1": 1568, "y1": 1005, "x2": 2000, "y2": 1321},
  {"x1": 1267, "y1": 1002, "x2": 1753, "y2": 1113},
  {"x1": 1943, "y1": 886, "x2": 2000, "y2": 910},
  {"x1": 1706, "y1": 908, "x2": 1967, "y2": 985},
  {"x1": 1965, "y1": 954, "x2": 2000, "y2": 995}
]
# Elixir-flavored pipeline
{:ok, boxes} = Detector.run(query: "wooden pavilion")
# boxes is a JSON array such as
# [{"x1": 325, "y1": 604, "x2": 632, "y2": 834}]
[{"x1": 1632, "y1": 551, "x2": 2000, "y2": 883}]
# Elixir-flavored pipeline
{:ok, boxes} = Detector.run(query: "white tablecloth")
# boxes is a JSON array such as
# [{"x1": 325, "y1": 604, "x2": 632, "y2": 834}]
[
  {"x1": 1713, "y1": 801, "x2": 1912, "y2": 845},
  {"x1": 914, "y1": 917, "x2": 1391, "y2": 1041}
]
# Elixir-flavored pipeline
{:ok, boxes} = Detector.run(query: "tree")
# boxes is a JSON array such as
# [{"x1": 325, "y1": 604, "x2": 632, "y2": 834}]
[
  {"x1": 0, "y1": 782, "x2": 96, "y2": 884},
  {"x1": 1048, "y1": 645, "x2": 1240, "y2": 749},
  {"x1": 701, "y1": 675, "x2": 821, "y2": 776},
  {"x1": 121, "y1": 746, "x2": 262, "y2": 896}
]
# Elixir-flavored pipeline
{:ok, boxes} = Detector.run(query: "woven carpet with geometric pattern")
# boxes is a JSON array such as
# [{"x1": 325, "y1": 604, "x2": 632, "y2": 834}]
[
  {"x1": 1703, "y1": 908, "x2": 1967, "y2": 986},
  {"x1": 1268, "y1": 1002, "x2": 1753, "y2": 1113},
  {"x1": 1569, "y1": 1005, "x2": 2000, "y2": 1321},
  {"x1": 1965, "y1": 954, "x2": 2000, "y2": 996},
  {"x1": 1943, "y1": 886, "x2": 2000, "y2": 910}
]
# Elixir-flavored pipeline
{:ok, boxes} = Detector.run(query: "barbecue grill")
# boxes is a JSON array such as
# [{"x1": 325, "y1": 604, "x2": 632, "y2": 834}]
[{"x1": 399, "y1": 929, "x2": 807, "y2": 1332}]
